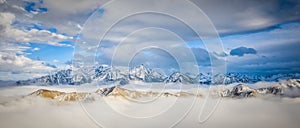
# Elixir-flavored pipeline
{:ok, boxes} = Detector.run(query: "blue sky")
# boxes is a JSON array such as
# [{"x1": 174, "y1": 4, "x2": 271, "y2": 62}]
[
  {"x1": 25, "y1": 43, "x2": 73, "y2": 66},
  {"x1": 0, "y1": 0, "x2": 300, "y2": 80}
]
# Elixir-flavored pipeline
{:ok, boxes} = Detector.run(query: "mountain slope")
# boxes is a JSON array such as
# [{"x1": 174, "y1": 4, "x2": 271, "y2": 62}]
[{"x1": 95, "y1": 65, "x2": 129, "y2": 85}]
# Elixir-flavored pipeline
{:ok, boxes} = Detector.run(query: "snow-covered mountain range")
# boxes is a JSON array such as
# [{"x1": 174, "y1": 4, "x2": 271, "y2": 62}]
[
  {"x1": 17, "y1": 69, "x2": 73, "y2": 85},
  {"x1": 16, "y1": 64, "x2": 300, "y2": 86}
]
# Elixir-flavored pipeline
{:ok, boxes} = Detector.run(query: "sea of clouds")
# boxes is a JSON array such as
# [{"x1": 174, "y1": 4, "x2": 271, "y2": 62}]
[{"x1": 0, "y1": 83, "x2": 300, "y2": 128}]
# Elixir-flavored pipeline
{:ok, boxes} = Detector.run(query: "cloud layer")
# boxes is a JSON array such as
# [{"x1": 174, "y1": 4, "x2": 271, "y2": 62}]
[{"x1": 0, "y1": 84, "x2": 300, "y2": 128}]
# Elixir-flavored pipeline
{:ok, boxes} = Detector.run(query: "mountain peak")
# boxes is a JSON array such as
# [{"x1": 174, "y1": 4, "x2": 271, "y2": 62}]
[
  {"x1": 129, "y1": 64, "x2": 166, "y2": 82},
  {"x1": 165, "y1": 72, "x2": 196, "y2": 84}
]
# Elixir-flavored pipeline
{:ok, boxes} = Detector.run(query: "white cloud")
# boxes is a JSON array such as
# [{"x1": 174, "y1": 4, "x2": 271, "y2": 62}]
[
  {"x1": 0, "y1": 12, "x2": 73, "y2": 47},
  {"x1": 43, "y1": 0, "x2": 106, "y2": 15},
  {"x1": 3, "y1": 0, "x2": 300, "y2": 40},
  {"x1": 0, "y1": 12, "x2": 14, "y2": 27},
  {"x1": 0, "y1": 11, "x2": 71, "y2": 80},
  {"x1": 52, "y1": 59, "x2": 59, "y2": 63},
  {"x1": 0, "y1": 52, "x2": 55, "y2": 80},
  {"x1": 79, "y1": 0, "x2": 300, "y2": 43},
  {"x1": 191, "y1": 0, "x2": 300, "y2": 35},
  {"x1": 0, "y1": 42, "x2": 29, "y2": 55},
  {"x1": 33, "y1": 47, "x2": 40, "y2": 51},
  {"x1": 73, "y1": 0, "x2": 300, "y2": 71},
  {"x1": 22, "y1": 0, "x2": 108, "y2": 36},
  {"x1": 0, "y1": 52, "x2": 54, "y2": 72},
  {"x1": 0, "y1": 85, "x2": 300, "y2": 128},
  {"x1": 73, "y1": 0, "x2": 228, "y2": 70},
  {"x1": 0, "y1": 0, "x2": 5, "y2": 4}
]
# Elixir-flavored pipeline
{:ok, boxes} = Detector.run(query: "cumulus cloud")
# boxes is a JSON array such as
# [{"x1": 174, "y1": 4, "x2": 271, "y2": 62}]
[
  {"x1": 26, "y1": 0, "x2": 107, "y2": 35},
  {"x1": 0, "y1": 12, "x2": 73, "y2": 47},
  {"x1": 0, "y1": 52, "x2": 54, "y2": 73},
  {"x1": 0, "y1": 11, "x2": 71, "y2": 80},
  {"x1": 3, "y1": 0, "x2": 300, "y2": 37},
  {"x1": 230, "y1": 47, "x2": 257, "y2": 57},
  {"x1": 0, "y1": 52, "x2": 55, "y2": 80},
  {"x1": 0, "y1": 2, "x2": 78, "y2": 80}
]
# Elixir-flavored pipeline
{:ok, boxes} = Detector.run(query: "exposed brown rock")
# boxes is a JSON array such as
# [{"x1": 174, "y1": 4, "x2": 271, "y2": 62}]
[
  {"x1": 28, "y1": 86, "x2": 201, "y2": 101},
  {"x1": 28, "y1": 89, "x2": 89, "y2": 101},
  {"x1": 29, "y1": 89, "x2": 65, "y2": 99}
]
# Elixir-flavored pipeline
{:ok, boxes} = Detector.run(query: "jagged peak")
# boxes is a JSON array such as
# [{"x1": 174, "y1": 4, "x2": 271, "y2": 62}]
[
  {"x1": 16, "y1": 64, "x2": 300, "y2": 85},
  {"x1": 129, "y1": 64, "x2": 166, "y2": 82},
  {"x1": 166, "y1": 72, "x2": 195, "y2": 84}
]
